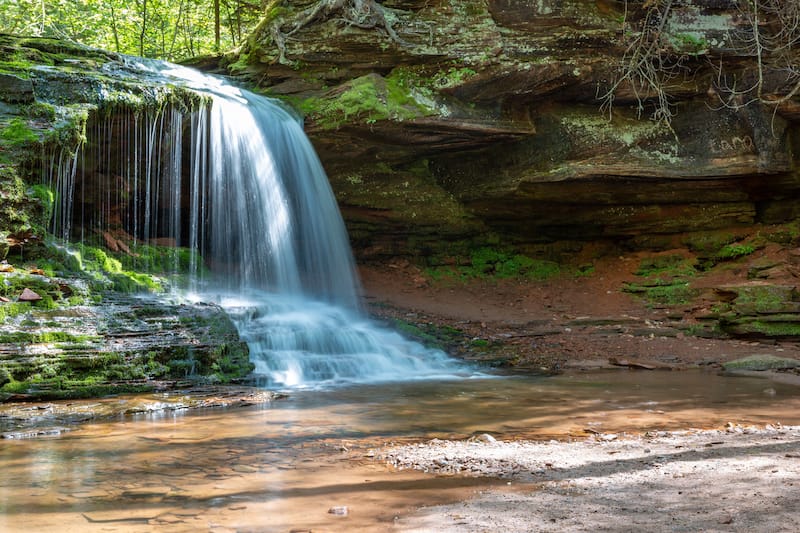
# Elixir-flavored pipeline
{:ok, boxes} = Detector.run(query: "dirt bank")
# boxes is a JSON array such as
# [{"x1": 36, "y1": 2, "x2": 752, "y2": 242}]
[{"x1": 360, "y1": 251, "x2": 800, "y2": 371}]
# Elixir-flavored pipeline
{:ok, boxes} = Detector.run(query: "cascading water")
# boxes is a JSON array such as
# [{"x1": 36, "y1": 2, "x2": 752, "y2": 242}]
[{"x1": 45, "y1": 59, "x2": 464, "y2": 388}]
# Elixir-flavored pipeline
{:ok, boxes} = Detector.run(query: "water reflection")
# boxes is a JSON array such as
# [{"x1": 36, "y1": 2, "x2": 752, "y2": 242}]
[{"x1": 1, "y1": 370, "x2": 800, "y2": 531}]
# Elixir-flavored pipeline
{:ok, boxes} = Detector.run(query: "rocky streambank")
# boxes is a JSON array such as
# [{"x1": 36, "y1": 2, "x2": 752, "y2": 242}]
[
  {"x1": 0, "y1": 280, "x2": 253, "y2": 401},
  {"x1": 360, "y1": 246, "x2": 800, "y2": 375}
]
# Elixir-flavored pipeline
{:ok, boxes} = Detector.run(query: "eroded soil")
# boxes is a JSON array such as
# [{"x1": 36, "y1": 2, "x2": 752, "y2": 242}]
[{"x1": 360, "y1": 248, "x2": 800, "y2": 372}]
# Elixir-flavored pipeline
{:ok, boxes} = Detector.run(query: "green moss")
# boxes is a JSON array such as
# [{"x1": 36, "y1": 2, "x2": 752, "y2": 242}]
[
  {"x1": 300, "y1": 74, "x2": 434, "y2": 129},
  {"x1": 46, "y1": 104, "x2": 91, "y2": 146},
  {"x1": 432, "y1": 67, "x2": 478, "y2": 89},
  {"x1": 623, "y1": 281, "x2": 696, "y2": 306},
  {"x1": 66, "y1": 242, "x2": 167, "y2": 293},
  {"x1": 670, "y1": 33, "x2": 709, "y2": 55},
  {"x1": 210, "y1": 351, "x2": 254, "y2": 382},
  {"x1": 120, "y1": 242, "x2": 204, "y2": 279},
  {"x1": 24, "y1": 102, "x2": 57, "y2": 120},
  {"x1": 426, "y1": 247, "x2": 563, "y2": 282},
  {"x1": 109, "y1": 271, "x2": 162, "y2": 293},
  {"x1": 29, "y1": 184, "x2": 55, "y2": 221},
  {"x1": 0, "y1": 331, "x2": 99, "y2": 344},
  {"x1": 721, "y1": 318, "x2": 800, "y2": 338},
  {"x1": 722, "y1": 354, "x2": 800, "y2": 371},
  {"x1": 0, "y1": 272, "x2": 69, "y2": 307},
  {"x1": 730, "y1": 285, "x2": 796, "y2": 314},
  {"x1": 0, "y1": 302, "x2": 28, "y2": 321},
  {"x1": 0, "y1": 118, "x2": 39, "y2": 147},
  {"x1": 390, "y1": 64, "x2": 477, "y2": 94},
  {"x1": 683, "y1": 232, "x2": 737, "y2": 255},
  {"x1": 716, "y1": 243, "x2": 755, "y2": 260},
  {"x1": 0, "y1": 380, "x2": 155, "y2": 400},
  {"x1": 629, "y1": 254, "x2": 697, "y2": 307},
  {"x1": 635, "y1": 255, "x2": 697, "y2": 277},
  {"x1": 762, "y1": 221, "x2": 800, "y2": 245},
  {"x1": 389, "y1": 319, "x2": 468, "y2": 352}
]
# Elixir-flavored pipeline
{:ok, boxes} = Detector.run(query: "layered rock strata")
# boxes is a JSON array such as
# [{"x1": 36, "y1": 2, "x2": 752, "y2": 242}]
[{"x1": 227, "y1": 0, "x2": 800, "y2": 261}]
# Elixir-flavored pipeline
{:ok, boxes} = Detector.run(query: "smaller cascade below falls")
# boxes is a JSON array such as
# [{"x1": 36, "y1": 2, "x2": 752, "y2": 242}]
[
  {"x1": 221, "y1": 292, "x2": 459, "y2": 388},
  {"x1": 44, "y1": 59, "x2": 464, "y2": 388}
]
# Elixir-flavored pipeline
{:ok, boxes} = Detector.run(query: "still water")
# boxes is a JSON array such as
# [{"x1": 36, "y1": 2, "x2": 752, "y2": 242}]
[{"x1": 2, "y1": 369, "x2": 800, "y2": 532}]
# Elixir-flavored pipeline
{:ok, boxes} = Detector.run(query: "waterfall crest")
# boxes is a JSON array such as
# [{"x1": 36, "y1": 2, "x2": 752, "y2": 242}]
[{"x1": 46, "y1": 59, "x2": 463, "y2": 388}]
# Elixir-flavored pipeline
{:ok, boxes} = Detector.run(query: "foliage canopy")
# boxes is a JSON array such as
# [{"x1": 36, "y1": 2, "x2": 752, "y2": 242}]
[{"x1": 0, "y1": 0, "x2": 266, "y2": 61}]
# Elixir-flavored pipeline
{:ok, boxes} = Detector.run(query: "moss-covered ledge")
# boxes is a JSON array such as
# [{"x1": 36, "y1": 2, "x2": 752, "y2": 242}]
[
  {"x1": 1, "y1": 34, "x2": 209, "y2": 253},
  {"x1": 0, "y1": 290, "x2": 252, "y2": 401}
]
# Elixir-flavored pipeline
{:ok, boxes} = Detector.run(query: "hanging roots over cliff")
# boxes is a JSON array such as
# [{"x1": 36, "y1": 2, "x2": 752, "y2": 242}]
[
  {"x1": 715, "y1": 0, "x2": 800, "y2": 110},
  {"x1": 599, "y1": 0, "x2": 680, "y2": 126},
  {"x1": 265, "y1": 0, "x2": 402, "y2": 65},
  {"x1": 601, "y1": 0, "x2": 800, "y2": 127}
]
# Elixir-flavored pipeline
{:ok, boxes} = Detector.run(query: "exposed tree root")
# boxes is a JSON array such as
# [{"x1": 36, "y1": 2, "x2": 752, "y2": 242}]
[{"x1": 268, "y1": 0, "x2": 403, "y2": 64}]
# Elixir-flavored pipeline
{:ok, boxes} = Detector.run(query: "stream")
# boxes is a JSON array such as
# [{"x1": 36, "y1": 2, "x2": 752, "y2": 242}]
[{"x1": 2, "y1": 369, "x2": 800, "y2": 532}]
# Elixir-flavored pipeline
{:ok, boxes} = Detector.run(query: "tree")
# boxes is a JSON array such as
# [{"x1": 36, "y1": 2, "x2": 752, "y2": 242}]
[
  {"x1": 0, "y1": 0, "x2": 265, "y2": 61},
  {"x1": 214, "y1": 0, "x2": 221, "y2": 52}
]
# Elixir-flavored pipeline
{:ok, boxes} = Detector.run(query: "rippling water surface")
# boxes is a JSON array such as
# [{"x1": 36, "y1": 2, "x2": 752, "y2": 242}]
[{"x1": 2, "y1": 370, "x2": 800, "y2": 532}]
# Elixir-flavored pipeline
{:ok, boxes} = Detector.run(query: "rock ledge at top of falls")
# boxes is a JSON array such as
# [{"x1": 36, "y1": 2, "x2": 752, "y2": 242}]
[{"x1": 224, "y1": 0, "x2": 800, "y2": 261}]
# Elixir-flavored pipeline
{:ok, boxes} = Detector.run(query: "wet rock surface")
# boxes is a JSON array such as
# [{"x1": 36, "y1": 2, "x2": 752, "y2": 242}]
[
  {"x1": 0, "y1": 291, "x2": 252, "y2": 401},
  {"x1": 0, "y1": 386, "x2": 281, "y2": 438}
]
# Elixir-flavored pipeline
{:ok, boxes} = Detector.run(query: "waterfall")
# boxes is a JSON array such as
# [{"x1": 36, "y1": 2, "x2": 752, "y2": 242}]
[{"x1": 45, "y1": 59, "x2": 464, "y2": 388}]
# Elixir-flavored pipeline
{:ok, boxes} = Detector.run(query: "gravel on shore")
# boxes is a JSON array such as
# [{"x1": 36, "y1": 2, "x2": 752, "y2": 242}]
[{"x1": 378, "y1": 425, "x2": 800, "y2": 532}]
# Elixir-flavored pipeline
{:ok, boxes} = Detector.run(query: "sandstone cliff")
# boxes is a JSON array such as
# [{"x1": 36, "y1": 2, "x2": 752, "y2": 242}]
[{"x1": 227, "y1": 0, "x2": 800, "y2": 262}]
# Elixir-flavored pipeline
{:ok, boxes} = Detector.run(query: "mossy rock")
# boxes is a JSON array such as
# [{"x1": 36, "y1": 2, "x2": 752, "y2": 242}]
[
  {"x1": 0, "y1": 293, "x2": 252, "y2": 399},
  {"x1": 300, "y1": 73, "x2": 433, "y2": 130},
  {"x1": 719, "y1": 317, "x2": 800, "y2": 338},
  {"x1": 729, "y1": 285, "x2": 799, "y2": 315},
  {"x1": 722, "y1": 355, "x2": 800, "y2": 371}
]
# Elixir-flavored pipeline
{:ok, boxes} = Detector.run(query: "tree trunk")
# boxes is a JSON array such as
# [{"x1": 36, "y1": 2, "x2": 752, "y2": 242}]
[
  {"x1": 139, "y1": 0, "x2": 148, "y2": 57},
  {"x1": 214, "y1": 0, "x2": 221, "y2": 52}
]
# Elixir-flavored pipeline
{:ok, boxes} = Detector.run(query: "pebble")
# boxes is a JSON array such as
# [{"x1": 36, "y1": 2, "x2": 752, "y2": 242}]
[
  {"x1": 328, "y1": 506, "x2": 348, "y2": 516},
  {"x1": 475, "y1": 433, "x2": 497, "y2": 443},
  {"x1": 18, "y1": 288, "x2": 42, "y2": 302}
]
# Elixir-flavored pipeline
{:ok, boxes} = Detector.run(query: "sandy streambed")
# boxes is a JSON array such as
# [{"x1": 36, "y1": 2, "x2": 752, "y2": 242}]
[{"x1": 381, "y1": 425, "x2": 800, "y2": 532}]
